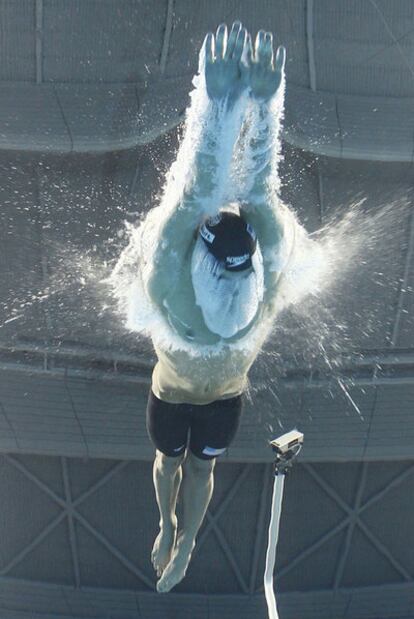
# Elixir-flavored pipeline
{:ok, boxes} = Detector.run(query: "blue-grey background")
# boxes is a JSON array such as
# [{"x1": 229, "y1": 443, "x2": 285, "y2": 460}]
[{"x1": 0, "y1": 1, "x2": 413, "y2": 618}]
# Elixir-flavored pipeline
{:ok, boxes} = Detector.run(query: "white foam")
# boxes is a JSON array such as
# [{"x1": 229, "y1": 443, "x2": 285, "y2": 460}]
[
  {"x1": 109, "y1": 59, "x2": 319, "y2": 356},
  {"x1": 109, "y1": 61, "x2": 387, "y2": 360}
]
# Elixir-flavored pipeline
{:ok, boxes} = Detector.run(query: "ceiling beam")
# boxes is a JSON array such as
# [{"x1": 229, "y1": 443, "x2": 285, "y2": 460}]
[
  {"x1": 159, "y1": 0, "x2": 174, "y2": 76},
  {"x1": 305, "y1": 462, "x2": 413, "y2": 584},
  {"x1": 357, "y1": 519, "x2": 412, "y2": 581},
  {"x1": 3, "y1": 344, "x2": 414, "y2": 388},
  {"x1": 333, "y1": 463, "x2": 368, "y2": 589},
  {"x1": 195, "y1": 464, "x2": 251, "y2": 556},
  {"x1": 1, "y1": 579, "x2": 414, "y2": 619},
  {"x1": 0, "y1": 512, "x2": 66, "y2": 577},
  {"x1": 35, "y1": 0, "x2": 43, "y2": 84},
  {"x1": 359, "y1": 463, "x2": 414, "y2": 515},
  {"x1": 306, "y1": 0, "x2": 317, "y2": 91},
  {"x1": 62, "y1": 457, "x2": 81, "y2": 588}
]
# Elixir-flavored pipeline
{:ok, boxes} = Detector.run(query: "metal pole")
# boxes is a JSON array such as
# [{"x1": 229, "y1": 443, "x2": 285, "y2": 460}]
[
  {"x1": 264, "y1": 429, "x2": 304, "y2": 619},
  {"x1": 264, "y1": 472, "x2": 285, "y2": 619}
]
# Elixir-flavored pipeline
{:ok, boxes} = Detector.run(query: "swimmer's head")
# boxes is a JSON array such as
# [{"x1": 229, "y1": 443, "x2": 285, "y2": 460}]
[
  {"x1": 192, "y1": 210, "x2": 264, "y2": 338},
  {"x1": 198, "y1": 211, "x2": 257, "y2": 271}
]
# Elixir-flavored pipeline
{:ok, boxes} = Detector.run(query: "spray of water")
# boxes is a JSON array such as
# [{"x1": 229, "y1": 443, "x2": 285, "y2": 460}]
[
  {"x1": 108, "y1": 61, "x2": 411, "y2": 433},
  {"x1": 109, "y1": 63, "x2": 308, "y2": 357},
  {"x1": 251, "y1": 196, "x2": 410, "y2": 431},
  {"x1": 2, "y1": 64, "x2": 408, "y2": 434}
]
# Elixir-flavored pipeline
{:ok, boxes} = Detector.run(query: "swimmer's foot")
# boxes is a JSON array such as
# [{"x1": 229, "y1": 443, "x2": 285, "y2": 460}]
[
  {"x1": 156, "y1": 532, "x2": 195, "y2": 593},
  {"x1": 151, "y1": 517, "x2": 177, "y2": 578}
]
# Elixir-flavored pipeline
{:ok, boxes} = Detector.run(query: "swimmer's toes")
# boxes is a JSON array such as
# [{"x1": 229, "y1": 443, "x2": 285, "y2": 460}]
[
  {"x1": 151, "y1": 527, "x2": 177, "y2": 575},
  {"x1": 156, "y1": 543, "x2": 193, "y2": 593}
]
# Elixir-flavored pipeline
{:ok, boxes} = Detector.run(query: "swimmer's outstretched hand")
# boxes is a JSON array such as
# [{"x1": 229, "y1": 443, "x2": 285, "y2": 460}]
[
  {"x1": 202, "y1": 22, "x2": 248, "y2": 104},
  {"x1": 246, "y1": 31, "x2": 285, "y2": 101}
]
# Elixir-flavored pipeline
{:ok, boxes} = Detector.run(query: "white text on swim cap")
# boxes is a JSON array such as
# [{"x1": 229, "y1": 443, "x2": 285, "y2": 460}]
[
  {"x1": 200, "y1": 224, "x2": 215, "y2": 244},
  {"x1": 226, "y1": 254, "x2": 250, "y2": 268},
  {"x1": 207, "y1": 214, "x2": 222, "y2": 226}
]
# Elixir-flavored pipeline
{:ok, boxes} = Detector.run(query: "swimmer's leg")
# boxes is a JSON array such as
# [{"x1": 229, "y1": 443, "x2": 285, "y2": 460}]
[
  {"x1": 151, "y1": 450, "x2": 185, "y2": 577},
  {"x1": 156, "y1": 451, "x2": 216, "y2": 593}
]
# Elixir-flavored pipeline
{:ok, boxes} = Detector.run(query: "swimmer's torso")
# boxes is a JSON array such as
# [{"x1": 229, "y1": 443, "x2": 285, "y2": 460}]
[
  {"x1": 161, "y1": 242, "x2": 261, "y2": 346},
  {"x1": 151, "y1": 242, "x2": 265, "y2": 404},
  {"x1": 162, "y1": 252, "x2": 220, "y2": 346},
  {"x1": 152, "y1": 342, "x2": 258, "y2": 405}
]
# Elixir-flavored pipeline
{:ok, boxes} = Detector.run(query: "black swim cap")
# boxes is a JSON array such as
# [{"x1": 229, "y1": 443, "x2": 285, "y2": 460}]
[{"x1": 199, "y1": 211, "x2": 257, "y2": 271}]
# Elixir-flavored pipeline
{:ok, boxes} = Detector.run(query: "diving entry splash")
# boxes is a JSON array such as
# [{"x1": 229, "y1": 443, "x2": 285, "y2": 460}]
[{"x1": 110, "y1": 20, "x2": 316, "y2": 594}]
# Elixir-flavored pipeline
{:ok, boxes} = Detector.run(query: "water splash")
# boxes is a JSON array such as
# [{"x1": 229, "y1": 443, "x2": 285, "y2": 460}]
[
  {"x1": 1, "y1": 65, "x2": 408, "y2": 435},
  {"x1": 249, "y1": 195, "x2": 410, "y2": 431},
  {"x1": 108, "y1": 65, "x2": 411, "y2": 394},
  {"x1": 109, "y1": 65, "x2": 293, "y2": 356}
]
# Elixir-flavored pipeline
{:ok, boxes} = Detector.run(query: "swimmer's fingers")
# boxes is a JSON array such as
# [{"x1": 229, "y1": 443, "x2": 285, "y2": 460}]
[
  {"x1": 224, "y1": 21, "x2": 242, "y2": 61},
  {"x1": 215, "y1": 23, "x2": 227, "y2": 61},
  {"x1": 203, "y1": 22, "x2": 249, "y2": 102},
  {"x1": 255, "y1": 30, "x2": 272, "y2": 66},
  {"x1": 232, "y1": 25, "x2": 247, "y2": 63},
  {"x1": 203, "y1": 32, "x2": 214, "y2": 65},
  {"x1": 274, "y1": 45, "x2": 286, "y2": 75},
  {"x1": 244, "y1": 33, "x2": 253, "y2": 65},
  {"x1": 249, "y1": 30, "x2": 286, "y2": 100}
]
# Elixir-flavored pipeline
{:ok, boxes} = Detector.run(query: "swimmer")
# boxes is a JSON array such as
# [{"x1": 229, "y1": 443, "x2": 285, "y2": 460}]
[{"x1": 142, "y1": 22, "x2": 288, "y2": 592}]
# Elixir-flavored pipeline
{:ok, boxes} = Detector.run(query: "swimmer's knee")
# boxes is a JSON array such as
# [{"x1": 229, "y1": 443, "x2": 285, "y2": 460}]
[
  {"x1": 155, "y1": 449, "x2": 186, "y2": 473},
  {"x1": 186, "y1": 450, "x2": 216, "y2": 475}
]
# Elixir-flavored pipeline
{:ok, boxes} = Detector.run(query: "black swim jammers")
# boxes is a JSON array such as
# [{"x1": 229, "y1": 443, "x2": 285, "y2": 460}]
[{"x1": 146, "y1": 390, "x2": 243, "y2": 460}]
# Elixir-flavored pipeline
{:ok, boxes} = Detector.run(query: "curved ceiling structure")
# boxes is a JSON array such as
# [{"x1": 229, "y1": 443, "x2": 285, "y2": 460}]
[{"x1": 1, "y1": 1, "x2": 413, "y2": 160}]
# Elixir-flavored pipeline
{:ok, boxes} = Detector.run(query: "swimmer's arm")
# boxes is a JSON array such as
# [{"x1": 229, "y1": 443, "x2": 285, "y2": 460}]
[
  {"x1": 240, "y1": 33, "x2": 286, "y2": 306},
  {"x1": 241, "y1": 99, "x2": 284, "y2": 248},
  {"x1": 146, "y1": 24, "x2": 249, "y2": 305},
  {"x1": 241, "y1": 31, "x2": 285, "y2": 250},
  {"x1": 145, "y1": 112, "x2": 233, "y2": 306},
  {"x1": 240, "y1": 99, "x2": 286, "y2": 306}
]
